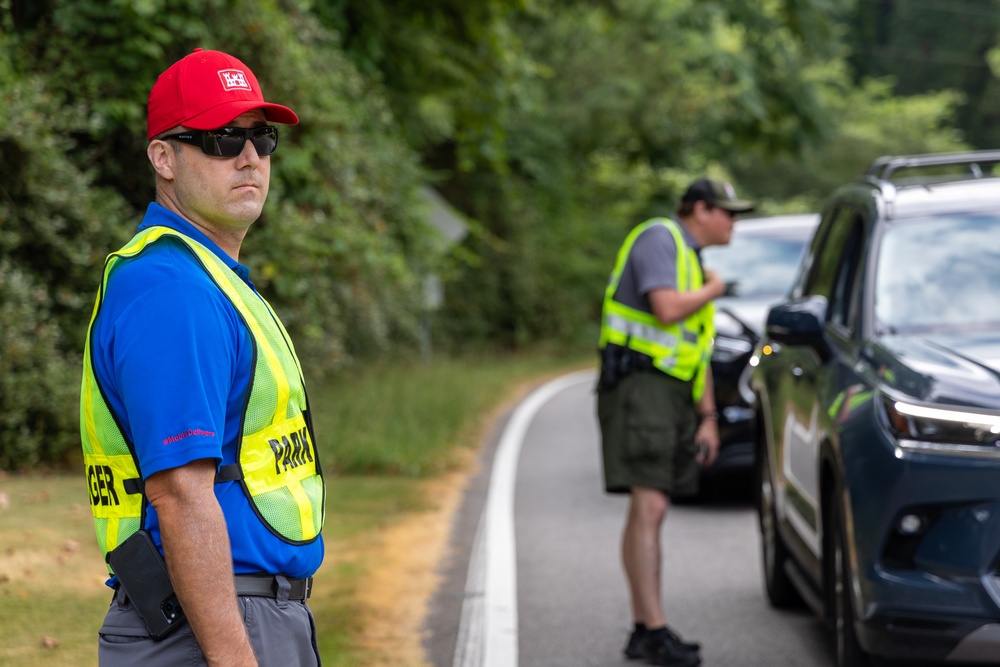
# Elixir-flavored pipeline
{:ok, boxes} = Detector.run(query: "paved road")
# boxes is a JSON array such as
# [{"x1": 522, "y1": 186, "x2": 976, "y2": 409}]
[{"x1": 425, "y1": 371, "x2": 835, "y2": 667}]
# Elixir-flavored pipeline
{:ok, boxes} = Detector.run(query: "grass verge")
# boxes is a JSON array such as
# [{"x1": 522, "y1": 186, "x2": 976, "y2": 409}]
[{"x1": 0, "y1": 349, "x2": 593, "y2": 666}]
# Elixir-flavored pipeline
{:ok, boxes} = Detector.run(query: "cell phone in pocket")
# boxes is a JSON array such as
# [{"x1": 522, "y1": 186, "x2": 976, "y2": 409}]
[{"x1": 107, "y1": 529, "x2": 187, "y2": 640}]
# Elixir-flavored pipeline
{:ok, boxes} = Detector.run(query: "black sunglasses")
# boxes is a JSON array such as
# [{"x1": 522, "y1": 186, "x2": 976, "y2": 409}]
[
  {"x1": 160, "y1": 126, "x2": 279, "y2": 158},
  {"x1": 709, "y1": 205, "x2": 738, "y2": 219}
]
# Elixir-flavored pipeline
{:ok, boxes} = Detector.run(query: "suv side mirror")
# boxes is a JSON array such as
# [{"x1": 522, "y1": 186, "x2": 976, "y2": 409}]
[{"x1": 765, "y1": 296, "x2": 833, "y2": 361}]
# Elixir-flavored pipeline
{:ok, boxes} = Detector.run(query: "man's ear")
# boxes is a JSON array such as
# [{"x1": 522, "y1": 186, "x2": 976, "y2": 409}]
[{"x1": 147, "y1": 140, "x2": 176, "y2": 181}]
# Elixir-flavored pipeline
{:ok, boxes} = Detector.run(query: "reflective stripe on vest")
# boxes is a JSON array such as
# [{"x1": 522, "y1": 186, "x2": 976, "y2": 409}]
[
  {"x1": 80, "y1": 227, "x2": 325, "y2": 569},
  {"x1": 598, "y1": 218, "x2": 715, "y2": 400}
]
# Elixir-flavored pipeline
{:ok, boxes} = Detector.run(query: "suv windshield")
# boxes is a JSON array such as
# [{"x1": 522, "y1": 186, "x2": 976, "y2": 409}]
[{"x1": 875, "y1": 214, "x2": 1000, "y2": 333}]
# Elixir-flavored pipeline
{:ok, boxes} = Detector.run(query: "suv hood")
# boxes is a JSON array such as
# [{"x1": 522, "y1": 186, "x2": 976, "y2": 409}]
[{"x1": 866, "y1": 332, "x2": 1000, "y2": 408}]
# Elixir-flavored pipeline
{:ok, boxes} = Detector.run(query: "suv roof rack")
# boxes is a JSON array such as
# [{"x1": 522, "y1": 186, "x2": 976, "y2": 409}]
[{"x1": 865, "y1": 150, "x2": 1000, "y2": 182}]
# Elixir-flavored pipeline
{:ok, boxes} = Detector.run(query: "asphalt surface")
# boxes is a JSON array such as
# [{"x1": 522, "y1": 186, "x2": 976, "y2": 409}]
[{"x1": 425, "y1": 371, "x2": 836, "y2": 667}]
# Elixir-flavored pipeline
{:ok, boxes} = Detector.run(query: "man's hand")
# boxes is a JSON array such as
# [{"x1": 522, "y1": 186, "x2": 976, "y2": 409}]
[
  {"x1": 702, "y1": 269, "x2": 726, "y2": 300},
  {"x1": 695, "y1": 418, "x2": 720, "y2": 467}
]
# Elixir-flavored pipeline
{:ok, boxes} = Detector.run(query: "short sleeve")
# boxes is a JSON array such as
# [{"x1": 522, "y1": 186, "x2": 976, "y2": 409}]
[
  {"x1": 631, "y1": 225, "x2": 679, "y2": 295},
  {"x1": 97, "y1": 251, "x2": 243, "y2": 478}
]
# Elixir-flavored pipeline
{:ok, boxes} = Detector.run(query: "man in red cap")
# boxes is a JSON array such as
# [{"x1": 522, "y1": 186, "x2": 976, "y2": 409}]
[
  {"x1": 596, "y1": 178, "x2": 754, "y2": 666},
  {"x1": 80, "y1": 49, "x2": 325, "y2": 666}
]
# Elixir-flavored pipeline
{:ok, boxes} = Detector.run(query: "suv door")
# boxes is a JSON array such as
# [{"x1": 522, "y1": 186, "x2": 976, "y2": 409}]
[{"x1": 773, "y1": 206, "x2": 867, "y2": 569}]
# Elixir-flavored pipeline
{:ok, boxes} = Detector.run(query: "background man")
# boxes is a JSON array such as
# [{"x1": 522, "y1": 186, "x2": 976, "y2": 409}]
[
  {"x1": 596, "y1": 178, "x2": 754, "y2": 667},
  {"x1": 80, "y1": 48, "x2": 325, "y2": 666}
]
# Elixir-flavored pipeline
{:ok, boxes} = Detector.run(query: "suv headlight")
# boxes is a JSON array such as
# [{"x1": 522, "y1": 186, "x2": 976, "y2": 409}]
[{"x1": 880, "y1": 394, "x2": 1000, "y2": 455}]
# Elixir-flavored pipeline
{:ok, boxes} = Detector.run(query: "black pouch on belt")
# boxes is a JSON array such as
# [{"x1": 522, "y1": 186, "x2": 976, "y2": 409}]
[
  {"x1": 598, "y1": 345, "x2": 622, "y2": 390},
  {"x1": 107, "y1": 529, "x2": 187, "y2": 640}
]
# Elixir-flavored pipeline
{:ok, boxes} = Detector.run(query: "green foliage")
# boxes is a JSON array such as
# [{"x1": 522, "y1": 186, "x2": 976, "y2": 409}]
[
  {"x1": 0, "y1": 0, "x2": 981, "y2": 469},
  {"x1": 731, "y1": 69, "x2": 969, "y2": 212},
  {"x1": 436, "y1": 0, "x2": 849, "y2": 348},
  {"x1": 845, "y1": 0, "x2": 1000, "y2": 149},
  {"x1": 12, "y1": 0, "x2": 223, "y2": 209},
  {"x1": 311, "y1": 0, "x2": 528, "y2": 172},
  {"x1": 0, "y1": 260, "x2": 82, "y2": 470},
  {"x1": 0, "y1": 38, "x2": 132, "y2": 469}
]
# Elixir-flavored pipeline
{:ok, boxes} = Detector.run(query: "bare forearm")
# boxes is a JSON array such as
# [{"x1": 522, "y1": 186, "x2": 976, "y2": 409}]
[
  {"x1": 696, "y1": 371, "x2": 717, "y2": 417},
  {"x1": 695, "y1": 367, "x2": 720, "y2": 466},
  {"x1": 147, "y1": 461, "x2": 257, "y2": 667},
  {"x1": 648, "y1": 284, "x2": 721, "y2": 325}
]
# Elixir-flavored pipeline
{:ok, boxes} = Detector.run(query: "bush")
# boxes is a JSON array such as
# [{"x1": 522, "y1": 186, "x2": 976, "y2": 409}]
[
  {"x1": 0, "y1": 51, "x2": 131, "y2": 468},
  {"x1": 0, "y1": 262, "x2": 83, "y2": 469}
]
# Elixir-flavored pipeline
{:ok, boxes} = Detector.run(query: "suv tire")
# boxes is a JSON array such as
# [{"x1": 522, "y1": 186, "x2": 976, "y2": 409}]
[
  {"x1": 757, "y1": 440, "x2": 801, "y2": 608},
  {"x1": 829, "y1": 491, "x2": 871, "y2": 667}
]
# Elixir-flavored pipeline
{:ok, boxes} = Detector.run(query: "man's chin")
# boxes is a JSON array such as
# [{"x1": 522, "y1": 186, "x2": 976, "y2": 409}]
[{"x1": 227, "y1": 200, "x2": 266, "y2": 225}]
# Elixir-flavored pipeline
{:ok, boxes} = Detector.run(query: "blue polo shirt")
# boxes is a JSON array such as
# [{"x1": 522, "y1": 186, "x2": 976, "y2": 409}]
[{"x1": 91, "y1": 202, "x2": 324, "y2": 580}]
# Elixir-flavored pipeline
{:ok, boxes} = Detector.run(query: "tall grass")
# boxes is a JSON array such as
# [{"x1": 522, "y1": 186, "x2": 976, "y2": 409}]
[{"x1": 313, "y1": 350, "x2": 594, "y2": 477}]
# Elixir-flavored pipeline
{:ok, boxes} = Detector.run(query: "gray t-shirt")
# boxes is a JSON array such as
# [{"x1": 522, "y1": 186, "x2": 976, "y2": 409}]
[{"x1": 613, "y1": 221, "x2": 700, "y2": 313}]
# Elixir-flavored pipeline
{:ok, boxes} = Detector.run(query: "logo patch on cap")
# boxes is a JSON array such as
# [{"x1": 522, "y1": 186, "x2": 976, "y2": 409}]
[
  {"x1": 218, "y1": 69, "x2": 252, "y2": 92},
  {"x1": 723, "y1": 182, "x2": 737, "y2": 199}
]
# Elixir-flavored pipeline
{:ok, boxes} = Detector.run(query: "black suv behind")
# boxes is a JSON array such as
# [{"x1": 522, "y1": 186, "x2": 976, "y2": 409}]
[{"x1": 751, "y1": 152, "x2": 1000, "y2": 666}]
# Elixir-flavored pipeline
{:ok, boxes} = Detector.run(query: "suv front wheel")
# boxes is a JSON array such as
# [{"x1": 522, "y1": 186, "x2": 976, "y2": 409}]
[
  {"x1": 828, "y1": 491, "x2": 871, "y2": 667},
  {"x1": 757, "y1": 440, "x2": 801, "y2": 608}
]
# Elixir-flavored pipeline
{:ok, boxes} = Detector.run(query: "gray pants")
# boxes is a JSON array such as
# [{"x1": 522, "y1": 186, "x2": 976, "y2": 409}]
[{"x1": 98, "y1": 586, "x2": 321, "y2": 666}]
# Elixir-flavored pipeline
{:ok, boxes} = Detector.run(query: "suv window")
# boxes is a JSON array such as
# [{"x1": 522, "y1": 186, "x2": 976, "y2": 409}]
[
  {"x1": 875, "y1": 213, "x2": 1000, "y2": 333},
  {"x1": 790, "y1": 210, "x2": 836, "y2": 299},
  {"x1": 828, "y1": 213, "x2": 865, "y2": 331},
  {"x1": 795, "y1": 207, "x2": 865, "y2": 332},
  {"x1": 802, "y1": 209, "x2": 853, "y2": 294}
]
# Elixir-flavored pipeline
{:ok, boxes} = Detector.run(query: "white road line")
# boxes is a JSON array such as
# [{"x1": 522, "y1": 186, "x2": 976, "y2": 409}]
[{"x1": 452, "y1": 369, "x2": 596, "y2": 667}]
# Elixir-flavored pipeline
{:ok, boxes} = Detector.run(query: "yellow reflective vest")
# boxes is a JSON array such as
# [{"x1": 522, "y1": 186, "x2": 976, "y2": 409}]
[
  {"x1": 80, "y1": 227, "x2": 325, "y2": 568},
  {"x1": 598, "y1": 218, "x2": 715, "y2": 401}
]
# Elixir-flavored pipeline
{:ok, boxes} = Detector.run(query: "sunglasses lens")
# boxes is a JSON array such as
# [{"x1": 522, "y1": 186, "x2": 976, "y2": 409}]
[
  {"x1": 250, "y1": 127, "x2": 278, "y2": 157},
  {"x1": 202, "y1": 127, "x2": 277, "y2": 157},
  {"x1": 202, "y1": 129, "x2": 245, "y2": 157}
]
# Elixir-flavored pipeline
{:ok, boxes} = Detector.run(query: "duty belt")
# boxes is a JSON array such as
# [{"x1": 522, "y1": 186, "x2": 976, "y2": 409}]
[
  {"x1": 114, "y1": 574, "x2": 313, "y2": 603},
  {"x1": 597, "y1": 343, "x2": 657, "y2": 390},
  {"x1": 235, "y1": 574, "x2": 313, "y2": 600}
]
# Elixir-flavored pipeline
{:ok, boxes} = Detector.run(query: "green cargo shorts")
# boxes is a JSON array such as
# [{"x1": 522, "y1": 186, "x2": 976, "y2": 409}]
[{"x1": 597, "y1": 370, "x2": 699, "y2": 496}]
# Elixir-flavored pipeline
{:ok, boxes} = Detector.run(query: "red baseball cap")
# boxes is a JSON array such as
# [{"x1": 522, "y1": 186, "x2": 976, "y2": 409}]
[{"x1": 147, "y1": 48, "x2": 299, "y2": 140}]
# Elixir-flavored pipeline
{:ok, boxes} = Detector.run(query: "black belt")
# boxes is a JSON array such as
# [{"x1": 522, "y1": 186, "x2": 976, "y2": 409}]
[
  {"x1": 598, "y1": 343, "x2": 658, "y2": 389},
  {"x1": 115, "y1": 574, "x2": 313, "y2": 604},
  {"x1": 235, "y1": 574, "x2": 313, "y2": 600}
]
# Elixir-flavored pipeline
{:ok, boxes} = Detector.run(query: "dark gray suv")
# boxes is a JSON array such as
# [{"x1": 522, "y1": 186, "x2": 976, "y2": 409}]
[{"x1": 750, "y1": 151, "x2": 1000, "y2": 666}]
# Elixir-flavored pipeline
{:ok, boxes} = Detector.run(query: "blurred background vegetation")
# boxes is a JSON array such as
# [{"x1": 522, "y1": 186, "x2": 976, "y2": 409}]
[{"x1": 1, "y1": 0, "x2": 994, "y2": 470}]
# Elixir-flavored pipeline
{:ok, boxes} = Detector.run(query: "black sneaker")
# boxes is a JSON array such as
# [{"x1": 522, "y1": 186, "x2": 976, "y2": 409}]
[
  {"x1": 638, "y1": 628, "x2": 701, "y2": 667},
  {"x1": 664, "y1": 626, "x2": 700, "y2": 653},
  {"x1": 624, "y1": 626, "x2": 646, "y2": 659},
  {"x1": 626, "y1": 625, "x2": 699, "y2": 659}
]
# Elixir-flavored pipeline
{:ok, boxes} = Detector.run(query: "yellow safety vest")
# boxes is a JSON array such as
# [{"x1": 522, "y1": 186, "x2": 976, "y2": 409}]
[
  {"x1": 598, "y1": 218, "x2": 715, "y2": 400},
  {"x1": 80, "y1": 227, "x2": 325, "y2": 569}
]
